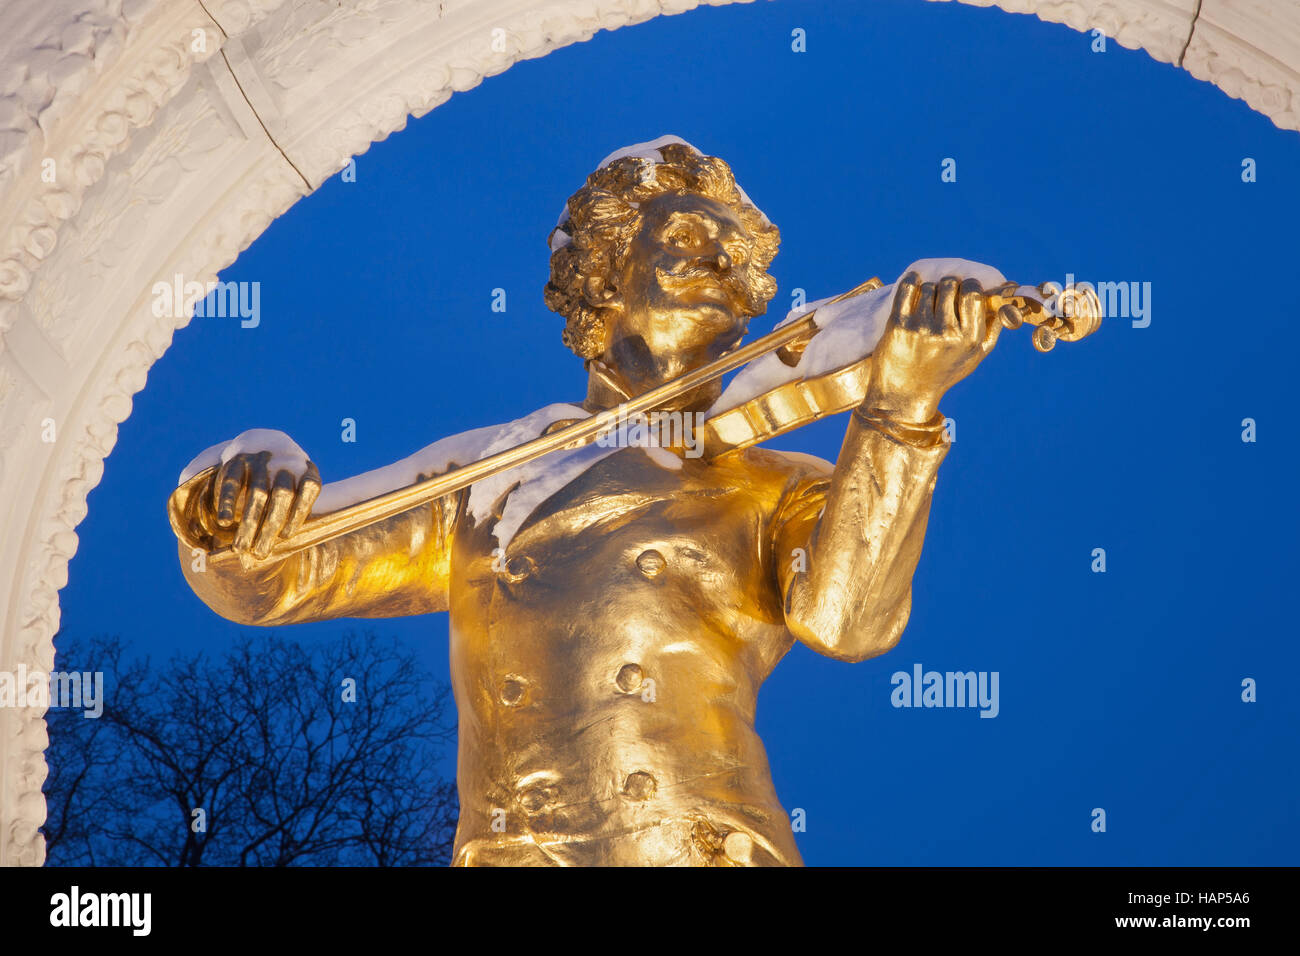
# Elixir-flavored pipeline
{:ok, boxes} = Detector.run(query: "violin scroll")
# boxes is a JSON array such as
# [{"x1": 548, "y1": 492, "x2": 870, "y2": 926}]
[{"x1": 986, "y1": 282, "x2": 1103, "y2": 353}]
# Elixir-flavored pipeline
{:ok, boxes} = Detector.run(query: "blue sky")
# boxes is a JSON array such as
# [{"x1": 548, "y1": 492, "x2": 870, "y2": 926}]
[{"x1": 59, "y1": 0, "x2": 1298, "y2": 865}]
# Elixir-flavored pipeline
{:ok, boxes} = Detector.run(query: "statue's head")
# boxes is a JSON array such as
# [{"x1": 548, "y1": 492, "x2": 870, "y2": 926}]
[{"x1": 545, "y1": 137, "x2": 779, "y2": 402}]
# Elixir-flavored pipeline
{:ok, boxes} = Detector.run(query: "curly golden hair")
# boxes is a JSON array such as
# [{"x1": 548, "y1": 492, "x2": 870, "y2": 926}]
[{"x1": 544, "y1": 143, "x2": 781, "y2": 360}]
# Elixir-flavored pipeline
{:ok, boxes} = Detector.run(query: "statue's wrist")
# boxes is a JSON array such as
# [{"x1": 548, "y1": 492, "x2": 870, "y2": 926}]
[
  {"x1": 854, "y1": 396, "x2": 947, "y2": 448},
  {"x1": 859, "y1": 387, "x2": 940, "y2": 426}
]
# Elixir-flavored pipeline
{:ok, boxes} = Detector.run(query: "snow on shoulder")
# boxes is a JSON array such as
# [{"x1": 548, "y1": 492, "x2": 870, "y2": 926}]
[{"x1": 176, "y1": 404, "x2": 696, "y2": 551}]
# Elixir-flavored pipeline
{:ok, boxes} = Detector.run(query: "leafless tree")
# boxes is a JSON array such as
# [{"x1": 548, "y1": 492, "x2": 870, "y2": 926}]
[{"x1": 43, "y1": 631, "x2": 458, "y2": 866}]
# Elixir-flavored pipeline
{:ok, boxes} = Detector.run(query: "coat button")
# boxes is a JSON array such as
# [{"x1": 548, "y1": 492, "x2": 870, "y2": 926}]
[
  {"x1": 635, "y1": 549, "x2": 666, "y2": 577},
  {"x1": 500, "y1": 677, "x2": 526, "y2": 705},
  {"x1": 519, "y1": 786, "x2": 556, "y2": 813},
  {"x1": 622, "y1": 771, "x2": 657, "y2": 801},
  {"x1": 723, "y1": 831, "x2": 754, "y2": 864},
  {"x1": 615, "y1": 663, "x2": 643, "y2": 693},
  {"x1": 502, "y1": 554, "x2": 535, "y2": 583}
]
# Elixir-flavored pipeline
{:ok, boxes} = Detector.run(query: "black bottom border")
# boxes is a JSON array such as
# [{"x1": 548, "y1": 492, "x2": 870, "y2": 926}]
[{"x1": 1, "y1": 865, "x2": 1286, "y2": 941}]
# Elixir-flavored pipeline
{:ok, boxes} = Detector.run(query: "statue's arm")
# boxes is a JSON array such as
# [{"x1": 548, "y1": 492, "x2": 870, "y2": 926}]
[
  {"x1": 773, "y1": 270, "x2": 1013, "y2": 661},
  {"x1": 170, "y1": 433, "x2": 460, "y2": 625},
  {"x1": 175, "y1": 494, "x2": 458, "y2": 626},
  {"x1": 774, "y1": 414, "x2": 948, "y2": 661}
]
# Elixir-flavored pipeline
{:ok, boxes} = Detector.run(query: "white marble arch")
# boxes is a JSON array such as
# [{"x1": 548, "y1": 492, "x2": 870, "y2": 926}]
[{"x1": 0, "y1": 0, "x2": 1295, "y2": 866}]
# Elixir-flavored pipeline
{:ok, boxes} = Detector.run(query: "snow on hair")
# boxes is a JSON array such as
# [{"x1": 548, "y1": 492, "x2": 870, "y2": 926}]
[{"x1": 544, "y1": 143, "x2": 780, "y2": 360}]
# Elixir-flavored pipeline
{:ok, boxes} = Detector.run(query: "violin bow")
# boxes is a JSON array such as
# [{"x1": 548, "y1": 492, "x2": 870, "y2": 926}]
[{"x1": 170, "y1": 278, "x2": 1100, "y2": 566}]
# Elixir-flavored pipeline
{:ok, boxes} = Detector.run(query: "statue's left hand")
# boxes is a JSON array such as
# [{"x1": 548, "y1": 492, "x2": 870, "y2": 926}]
[
  {"x1": 861, "y1": 272, "x2": 1020, "y2": 422},
  {"x1": 173, "y1": 429, "x2": 320, "y2": 562}
]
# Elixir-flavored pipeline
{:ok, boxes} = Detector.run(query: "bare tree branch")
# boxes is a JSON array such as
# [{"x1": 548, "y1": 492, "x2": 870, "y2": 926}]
[{"x1": 43, "y1": 630, "x2": 457, "y2": 866}]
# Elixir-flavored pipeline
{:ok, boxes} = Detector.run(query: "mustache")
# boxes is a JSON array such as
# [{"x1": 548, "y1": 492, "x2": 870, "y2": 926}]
[{"x1": 655, "y1": 265, "x2": 755, "y2": 308}]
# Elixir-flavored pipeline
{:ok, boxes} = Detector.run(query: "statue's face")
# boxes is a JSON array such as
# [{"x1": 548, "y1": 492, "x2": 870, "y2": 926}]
[{"x1": 598, "y1": 191, "x2": 759, "y2": 404}]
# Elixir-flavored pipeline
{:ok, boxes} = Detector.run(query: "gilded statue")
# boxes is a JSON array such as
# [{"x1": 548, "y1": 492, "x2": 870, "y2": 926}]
[{"x1": 168, "y1": 137, "x2": 1098, "y2": 866}]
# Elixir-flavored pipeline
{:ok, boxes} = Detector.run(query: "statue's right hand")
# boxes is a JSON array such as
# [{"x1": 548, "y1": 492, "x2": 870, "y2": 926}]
[{"x1": 184, "y1": 429, "x2": 321, "y2": 561}]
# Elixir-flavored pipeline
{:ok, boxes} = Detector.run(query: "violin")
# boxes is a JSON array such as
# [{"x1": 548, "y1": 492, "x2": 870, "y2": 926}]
[
  {"x1": 704, "y1": 275, "x2": 1101, "y2": 456},
  {"x1": 169, "y1": 275, "x2": 1101, "y2": 566}
]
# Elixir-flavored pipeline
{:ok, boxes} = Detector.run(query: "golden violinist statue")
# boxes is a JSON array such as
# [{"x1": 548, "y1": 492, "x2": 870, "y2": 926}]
[{"x1": 167, "y1": 137, "x2": 1098, "y2": 866}]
